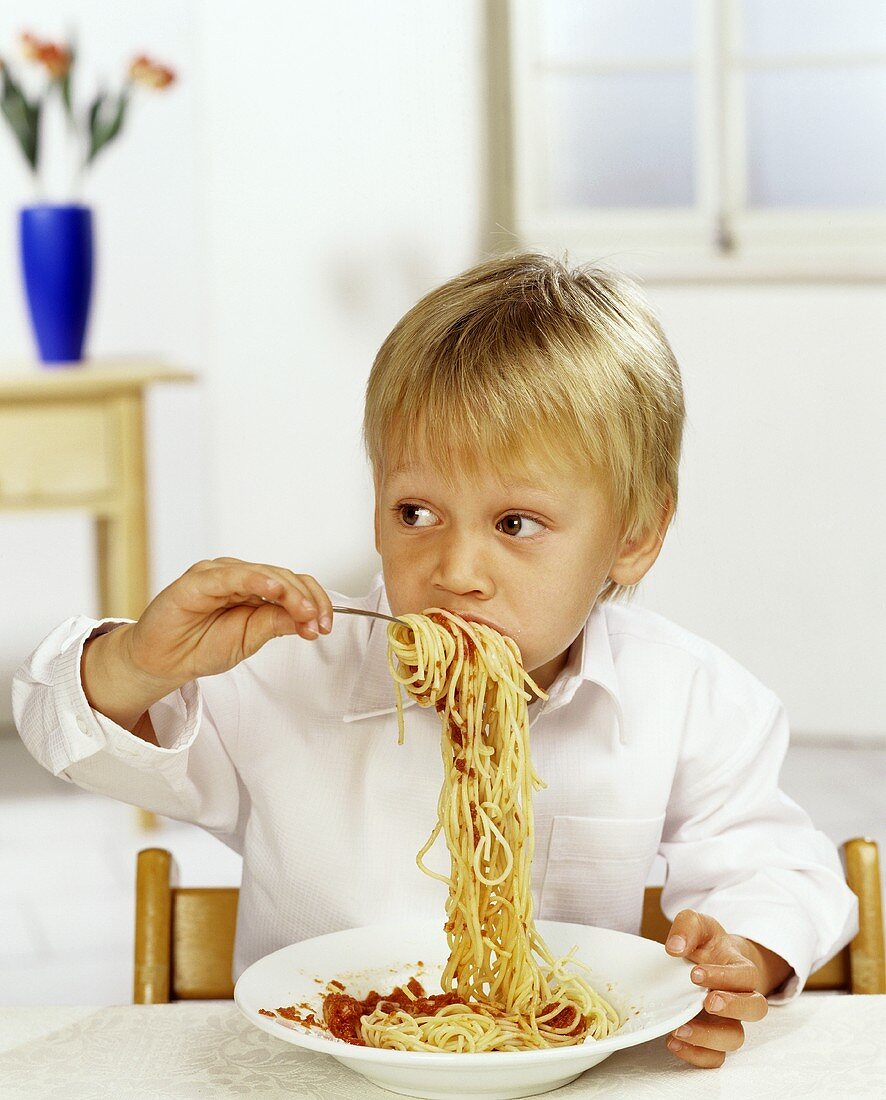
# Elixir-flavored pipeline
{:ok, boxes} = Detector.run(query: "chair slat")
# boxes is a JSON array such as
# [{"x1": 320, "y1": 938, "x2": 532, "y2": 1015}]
[
  {"x1": 136, "y1": 838, "x2": 884, "y2": 1001},
  {"x1": 172, "y1": 889, "x2": 239, "y2": 1000}
]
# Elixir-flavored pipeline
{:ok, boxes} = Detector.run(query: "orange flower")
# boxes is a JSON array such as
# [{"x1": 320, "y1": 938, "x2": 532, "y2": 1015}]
[
  {"x1": 19, "y1": 31, "x2": 71, "y2": 78},
  {"x1": 128, "y1": 54, "x2": 151, "y2": 79},
  {"x1": 127, "y1": 53, "x2": 176, "y2": 89},
  {"x1": 37, "y1": 43, "x2": 71, "y2": 78},
  {"x1": 19, "y1": 31, "x2": 42, "y2": 61}
]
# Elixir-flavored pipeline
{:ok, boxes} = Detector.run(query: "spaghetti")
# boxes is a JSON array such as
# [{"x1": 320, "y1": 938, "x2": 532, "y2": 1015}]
[{"x1": 323, "y1": 608, "x2": 620, "y2": 1052}]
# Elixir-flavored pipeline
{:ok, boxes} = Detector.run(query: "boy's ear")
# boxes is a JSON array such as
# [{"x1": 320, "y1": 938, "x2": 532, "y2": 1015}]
[
  {"x1": 608, "y1": 490, "x2": 675, "y2": 588},
  {"x1": 373, "y1": 499, "x2": 381, "y2": 554}
]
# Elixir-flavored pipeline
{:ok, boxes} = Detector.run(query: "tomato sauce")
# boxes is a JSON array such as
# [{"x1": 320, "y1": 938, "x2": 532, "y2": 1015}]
[{"x1": 323, "y1": 978, "x2": 462, "y2": 1045}]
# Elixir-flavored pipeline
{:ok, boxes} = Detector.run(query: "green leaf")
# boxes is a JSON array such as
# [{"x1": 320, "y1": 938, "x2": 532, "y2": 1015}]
[
  {"x1": 1, "y1": 65, "x2": 40, "y2": 171},
  {"x1": 59, "y1": 70, "x2": 73, "y2": 115},
  {"x1": 58, "y1": 39, "x2": 76, "y2": 119},
  {"x1": 84, "y1": 90, "x2": 106, "y2": 163},
  {"x1": 85, "y1": 87, "x2": 128, "y2": 166}
]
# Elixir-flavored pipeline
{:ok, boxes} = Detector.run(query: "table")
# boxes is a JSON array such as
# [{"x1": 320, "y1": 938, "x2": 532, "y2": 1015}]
[
  {"x1": 0, "y1": 360, "x2": 196, "y2": 831},
  {"x1": 0, "y1": 360, "x2": 195, "y2": 622},
  {"x1": 1, "y1": 997, "x2": 884, "y2": 1098}
]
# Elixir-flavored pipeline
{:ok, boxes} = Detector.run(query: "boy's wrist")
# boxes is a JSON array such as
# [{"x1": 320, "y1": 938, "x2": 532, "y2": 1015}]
[
  {"x1": 81, "y1": 624, "x2": 182, "y2": 732},
  {"x1": 739, "y1": 936, "x2": 794, "y2": 996}
]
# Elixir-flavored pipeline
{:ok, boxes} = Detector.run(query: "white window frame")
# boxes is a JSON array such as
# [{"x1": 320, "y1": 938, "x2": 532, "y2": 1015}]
[{"x1": 506, "y1": 0, "x2": 886, "y2": 283}]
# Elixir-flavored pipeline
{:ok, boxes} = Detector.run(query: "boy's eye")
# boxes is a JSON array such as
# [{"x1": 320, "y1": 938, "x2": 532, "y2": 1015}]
[
  {"x1": 398, "y1": 503, "x2": 436, "y2": 527},
  {"x1": 497, "y1": 514, "x2": 545, "y2": 539},
  {"x1": 394, "y1": 504, "x2": 545, "y2": 539}
]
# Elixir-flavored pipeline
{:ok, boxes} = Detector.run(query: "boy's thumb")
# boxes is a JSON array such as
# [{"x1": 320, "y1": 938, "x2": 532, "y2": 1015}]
[{"x1": 272, "y1": 607, "x2": 300, "y2": 636}]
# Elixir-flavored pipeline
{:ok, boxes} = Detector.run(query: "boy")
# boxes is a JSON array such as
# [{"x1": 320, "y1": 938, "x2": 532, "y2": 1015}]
[{"x1": 13, "y1": 252, "x2": 857, "y2": 1069}]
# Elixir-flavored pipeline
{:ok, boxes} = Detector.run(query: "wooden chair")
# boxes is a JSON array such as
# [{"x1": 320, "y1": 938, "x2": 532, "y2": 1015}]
[
  {"x1": 134, "y1": 837, "x2": 886, "y2": 1003},
  {"x1": 134, "y1": 847, "x2": 238, "y2": 1002}
]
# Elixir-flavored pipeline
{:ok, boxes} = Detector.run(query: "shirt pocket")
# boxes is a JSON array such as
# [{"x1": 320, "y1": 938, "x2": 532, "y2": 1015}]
[{"x1": 537, "y1": 814, "x2": 665, "y2": 933}]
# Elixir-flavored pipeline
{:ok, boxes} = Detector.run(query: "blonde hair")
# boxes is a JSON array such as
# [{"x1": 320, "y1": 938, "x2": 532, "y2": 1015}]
[{"x1": 362, "y1": 251, "x2": 684, "y2": 603}]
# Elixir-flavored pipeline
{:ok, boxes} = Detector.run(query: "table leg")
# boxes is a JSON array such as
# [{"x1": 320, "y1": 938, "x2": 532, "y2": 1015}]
[{"x1": 95, "y1": 392, "x2": 159, "y2": 833}]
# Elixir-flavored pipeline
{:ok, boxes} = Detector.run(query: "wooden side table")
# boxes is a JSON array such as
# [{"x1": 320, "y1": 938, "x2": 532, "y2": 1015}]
[{"x1": 0, "y1": 360, "x2": 197, "y2": 829}]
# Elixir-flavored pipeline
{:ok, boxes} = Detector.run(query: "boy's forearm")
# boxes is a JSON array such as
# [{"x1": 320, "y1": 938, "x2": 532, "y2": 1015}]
[
  {"x1": 80, "y1": 624, "x2": 178, "y2": 741},
  {"x1": 741, "y1": 937, "x2": 794, "y2": 996}
]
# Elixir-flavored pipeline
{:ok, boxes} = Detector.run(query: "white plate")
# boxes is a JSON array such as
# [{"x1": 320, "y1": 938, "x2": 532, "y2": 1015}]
[{"x1": 234, "y1": 918, "x2": 705, "y2": 1100}]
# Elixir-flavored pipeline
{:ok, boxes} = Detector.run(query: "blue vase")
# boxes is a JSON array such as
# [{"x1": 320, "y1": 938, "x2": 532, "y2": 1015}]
[{"x1": 19, "y1": 203, "x2": 94, "y2": 365}]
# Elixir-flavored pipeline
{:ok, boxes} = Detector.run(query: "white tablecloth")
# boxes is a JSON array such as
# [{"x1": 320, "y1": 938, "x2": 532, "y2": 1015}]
[{"x1": 1, "y1": 997, "x2": 884, "y2": 1098}]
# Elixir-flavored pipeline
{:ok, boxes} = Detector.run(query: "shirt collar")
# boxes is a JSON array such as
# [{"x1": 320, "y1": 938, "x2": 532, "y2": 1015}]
[
  {"x1": 539, "y1": 597, "x2": 626, "y2": 743},
  {"x1": 341, "y1": 574, "x2": 417, "y2": 723},
  {"x1": 342, "y1": 573, "x2": 624, "y2": 742}
]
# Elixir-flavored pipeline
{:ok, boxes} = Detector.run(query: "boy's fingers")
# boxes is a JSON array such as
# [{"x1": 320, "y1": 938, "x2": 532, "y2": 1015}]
[
  {"x1": 185, "y1": 560, "x2": 333, "y2": 629},
  {"x1": 246, "y1": 570, "x2": 319, "y2": 619},
  {"x1": 183, "y1": 559, "x2": 332, "y2": 639},
  {"x1": 192, "y1": 566, "x2": 319, "y2": 625},
  {"x1": 277, "y1": 571, "x2": 334, "y2": 632},
  {"x1": 666, "y1": 1036, "x2": 727, "y2": 1068},
  {"x1": 690, "y1": 960, "x2": 758, "y2": 992},
  {"x1": 186, "y1": 566, "x2": 281, "y2": 607},
  {"x1": 241, "y1": 565, "x2": 332, "y2": 632},
  {"x1": 255, "y1": 570, "x2": 335, "y2": 637},
  {"x1": 704, "y1": 990, "x2": 769, "y2": 1022},
  {"x1": 257, "y1": 574, "x2": 316, "y2": 618},
  {"x1": 259, "y1": 592, "x2": 324, "y2": 638},
  {"x1": 670, "y1": 1011, "x2": 745, "y2": 1053},
  {"x1": 665, "y1": 909, "x2": 720, "y2": 956}
]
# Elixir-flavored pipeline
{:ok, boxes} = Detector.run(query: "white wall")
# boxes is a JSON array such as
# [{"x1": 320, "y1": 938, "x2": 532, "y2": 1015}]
[
  {"x1": 1, "y1": 1, "x2": 883, "y2": 740},
  {"x1": 0, "y1": 0, "x2": 211, "y2": 725},
  {"x1": 639, "y1": 284, "x2": 886, "y2": 739},
  {"x1": 197, "y1": 0, "x2": 484, "y2": 585}
]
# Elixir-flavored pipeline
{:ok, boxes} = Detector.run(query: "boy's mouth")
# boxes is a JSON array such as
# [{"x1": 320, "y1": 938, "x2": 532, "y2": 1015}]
[{"x1": 446, "y1": 610, "x2": 512, "y2": 638}]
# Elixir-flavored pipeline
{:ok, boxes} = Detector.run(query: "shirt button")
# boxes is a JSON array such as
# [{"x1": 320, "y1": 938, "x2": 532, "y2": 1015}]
[{"x1": 76, "y1": 716, "x2": 90, "y2": 736}]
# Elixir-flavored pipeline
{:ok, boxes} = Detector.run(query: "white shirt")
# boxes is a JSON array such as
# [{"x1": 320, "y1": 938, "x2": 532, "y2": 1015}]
[{"x1": 12, "y1": 571, "x2": 857, "y2": 1001}]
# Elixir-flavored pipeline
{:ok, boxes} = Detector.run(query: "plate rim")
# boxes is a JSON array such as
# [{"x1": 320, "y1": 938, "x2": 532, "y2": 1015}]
[{"x1": 233, "y1": 918, "x2": 708, "y2": 1068}]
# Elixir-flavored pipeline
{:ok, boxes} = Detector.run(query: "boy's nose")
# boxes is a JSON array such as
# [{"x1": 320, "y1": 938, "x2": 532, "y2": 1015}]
[{"x1": 431, "y1": 535, "x2": 493, "y2": 599}]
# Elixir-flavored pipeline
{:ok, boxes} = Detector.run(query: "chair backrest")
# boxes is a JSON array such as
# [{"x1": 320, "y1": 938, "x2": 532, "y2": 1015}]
[
  {"x1": 135, "y1": 848, "x2": 238, "y2": 1002},
  {"x1": 134, "y1": 837, "x2": 885, "y2": 1003}
]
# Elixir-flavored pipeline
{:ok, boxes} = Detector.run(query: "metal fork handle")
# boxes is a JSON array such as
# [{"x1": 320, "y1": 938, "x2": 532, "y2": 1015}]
[{"x1": 331, "y1": 604, "x2": 402, "y2": 624}]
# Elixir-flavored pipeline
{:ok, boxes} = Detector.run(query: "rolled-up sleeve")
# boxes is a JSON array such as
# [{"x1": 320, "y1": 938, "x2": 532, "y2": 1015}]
[
  {"x1": 659, "y1": 691, "x2": 858, "y2": 1002},
  {"x1": 11, "y1": 616, "x2": 247, "y2": 849}
]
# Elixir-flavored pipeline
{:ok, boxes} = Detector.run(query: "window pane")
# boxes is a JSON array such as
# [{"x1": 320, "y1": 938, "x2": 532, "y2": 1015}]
[
  {"x1": 538, "y1": 0, "x2": 695, "y2": 65},
  {"x1": 541, "y1": 72, "x2": 695, "y2": 208},
  {"x1": 741, "y1": 0, "x2": 886, "y2": 56},
  {"x1": 745, "y1": 67, "x2": 886, "y2": 207}
]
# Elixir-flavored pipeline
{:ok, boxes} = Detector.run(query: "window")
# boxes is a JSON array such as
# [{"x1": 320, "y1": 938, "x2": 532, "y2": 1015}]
[{"x1": 504, "y1": 0, "x2": 886, "y2": 280}]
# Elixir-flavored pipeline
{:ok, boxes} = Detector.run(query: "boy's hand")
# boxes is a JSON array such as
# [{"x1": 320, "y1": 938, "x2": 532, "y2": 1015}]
[
  {"x1": 663, "y1": 909, "x2": 792, "y2": 1068},
  {"x1": 122, "y1": 557, "x2": 335, "y2": 691}
]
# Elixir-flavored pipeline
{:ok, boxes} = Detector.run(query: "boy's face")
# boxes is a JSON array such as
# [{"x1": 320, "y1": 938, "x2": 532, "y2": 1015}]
[{"x1": 374, "y1": 451, "x2": 639, "y2": 695}]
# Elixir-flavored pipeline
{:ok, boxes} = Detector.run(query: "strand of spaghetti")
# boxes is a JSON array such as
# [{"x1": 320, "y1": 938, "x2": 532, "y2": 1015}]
[{"x1": 350, "y1": 608, "x2": 622, "y2": 1051}]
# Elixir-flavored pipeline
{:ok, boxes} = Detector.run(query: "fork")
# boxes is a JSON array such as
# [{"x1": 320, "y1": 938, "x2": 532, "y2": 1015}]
[
  {"x1": 331, "y1": 605, "x2": 403, "y2": 624},
  {"x1": 260, "y1": 597, "x2": 402, "y2": 625}
]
